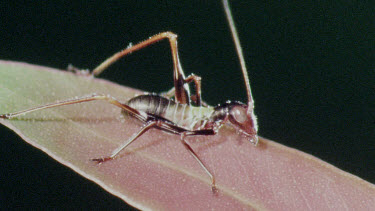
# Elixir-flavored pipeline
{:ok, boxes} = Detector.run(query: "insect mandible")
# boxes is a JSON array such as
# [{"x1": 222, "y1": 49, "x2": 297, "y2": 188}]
[{"x1": 0, "y1": 0, "x2": 258, "y2": 193}]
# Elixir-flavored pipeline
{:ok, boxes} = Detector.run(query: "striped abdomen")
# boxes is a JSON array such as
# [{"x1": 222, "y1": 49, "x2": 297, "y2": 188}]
[{"x1": 126, "y1": 94, "x2": 214, "y2": 130}]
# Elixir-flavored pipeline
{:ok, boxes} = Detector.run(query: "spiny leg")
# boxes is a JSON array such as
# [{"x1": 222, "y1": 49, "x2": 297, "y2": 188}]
[
  {"x1": 92, "y1": 121, "x2": 157, "y2": 163},
  {"x1": 0, "y1": 94, "x2": 146, "y2": 122},
  {"x1": 90, "y1": 32, "x2": 191, "y2": 105}
]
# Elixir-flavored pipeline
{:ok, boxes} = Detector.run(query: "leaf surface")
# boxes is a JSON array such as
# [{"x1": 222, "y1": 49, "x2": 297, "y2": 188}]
[{"x1": 0, "y1": 61, "x2": 374, "y2": 210}]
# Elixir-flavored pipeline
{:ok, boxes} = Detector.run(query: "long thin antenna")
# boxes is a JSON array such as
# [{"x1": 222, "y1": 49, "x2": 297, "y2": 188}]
[{"x1": 222, "y1": 0, "x2": 254, "y2": 111}]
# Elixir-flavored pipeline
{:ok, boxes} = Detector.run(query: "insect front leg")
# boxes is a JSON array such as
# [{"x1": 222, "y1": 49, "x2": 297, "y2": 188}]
[
  {"x1": 179, "y1": 129, "x2": 218, "y2": 193},
  {"x1": 157, "y1": 118, "x2": 218, "y2": 192}
]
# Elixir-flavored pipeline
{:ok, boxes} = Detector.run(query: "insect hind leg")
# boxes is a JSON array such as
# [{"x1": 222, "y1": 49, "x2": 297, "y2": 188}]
[{"x1": 89, "y1": 32, "x2": 191, "y2": 105}]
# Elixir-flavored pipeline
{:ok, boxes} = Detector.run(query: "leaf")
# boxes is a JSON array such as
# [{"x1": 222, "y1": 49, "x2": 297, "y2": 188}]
[{"x1": 1, "y1": 60, "x2": 374, "y2": 210}]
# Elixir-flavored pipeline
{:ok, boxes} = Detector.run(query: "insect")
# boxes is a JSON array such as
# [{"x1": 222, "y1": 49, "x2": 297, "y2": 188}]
[{"x1": 0, "y1": 0, "x2": 258, "y2": 193}]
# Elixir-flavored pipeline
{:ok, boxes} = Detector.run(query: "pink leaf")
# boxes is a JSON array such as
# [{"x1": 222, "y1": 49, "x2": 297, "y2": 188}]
[{"x1": 1, "y1": 61, "x2": 374, "y2": 210}]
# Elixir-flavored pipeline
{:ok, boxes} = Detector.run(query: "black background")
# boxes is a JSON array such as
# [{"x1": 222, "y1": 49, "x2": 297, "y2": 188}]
[{"x1": 0, "y1": 1, "x2": 373, "y2": 209}]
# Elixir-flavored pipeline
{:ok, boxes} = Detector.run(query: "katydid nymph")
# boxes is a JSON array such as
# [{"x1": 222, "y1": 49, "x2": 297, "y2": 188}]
[{"x1": 0, "y1": 0, "x2": 258, "y2": 193}]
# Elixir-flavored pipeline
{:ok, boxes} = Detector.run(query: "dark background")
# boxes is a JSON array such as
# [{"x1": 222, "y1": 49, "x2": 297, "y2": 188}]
[{"x1": 0, "y1": 1, "x2": 373, "y2": 209}]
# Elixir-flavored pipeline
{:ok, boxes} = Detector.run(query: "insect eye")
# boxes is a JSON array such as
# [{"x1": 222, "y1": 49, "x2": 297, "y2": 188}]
[{"x1": 230, "y1": 106, "x2": 247, "y2": 123}]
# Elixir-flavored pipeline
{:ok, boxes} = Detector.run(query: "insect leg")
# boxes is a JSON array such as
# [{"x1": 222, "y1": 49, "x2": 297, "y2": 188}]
[
  {"x1": 92, "y1": 121, "x2": 157, "y2": 163},
  {"x1": 90, "y1": 32, "x2": 191, "y2": 105},
  {"x1": 180, "y1": 131, "x2": 217, "y2": 193},
  {"x1": 0, "y1": 94, "x2": 146, "y2": 122},
  {"x1": 161, "y1": 87, "x2": 176, "y2": 99},
  {"x1": 161, "y1": 74, "x2": 204, "y2": 106},
  {"x1": 156, "y1": 120, "x2": 217, "y2": 192},
  {"x1": 184, "y1": 74, "x2": 202, "y2": 106}
]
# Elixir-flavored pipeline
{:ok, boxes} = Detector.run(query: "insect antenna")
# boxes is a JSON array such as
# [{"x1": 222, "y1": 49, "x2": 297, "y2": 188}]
[{"x1": 222, "y1": 0, "x2": 254, "y2": 112}]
